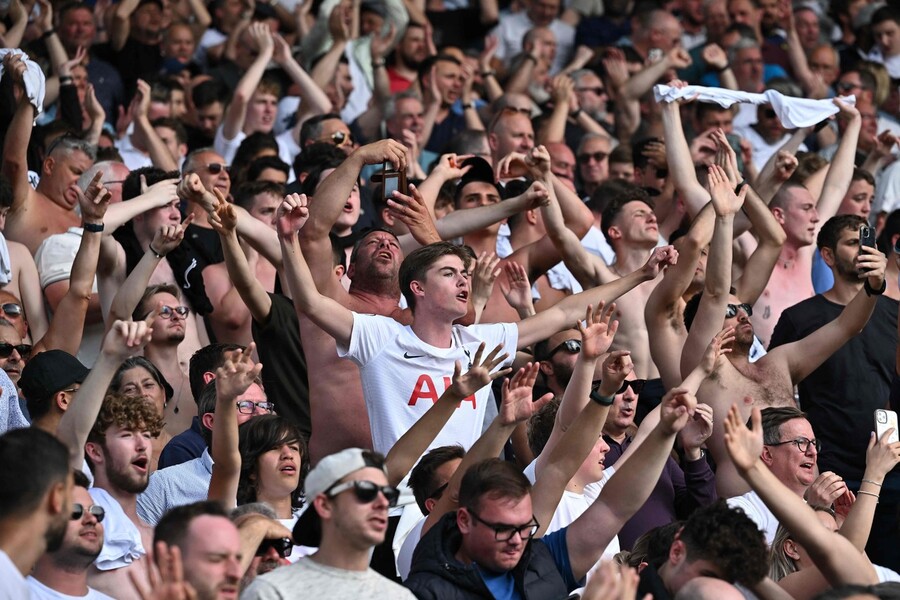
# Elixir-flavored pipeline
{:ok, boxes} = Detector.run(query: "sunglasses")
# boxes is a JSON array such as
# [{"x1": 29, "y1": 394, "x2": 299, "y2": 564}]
[
  {"x1": 327, "y1": 480, "x2": 400, "y2": 507},
  {"x1": 158, "y1": 305, "x2": 189, "y2": 320},
  {"x1": 1, "y1": 303, "x2": 22, "y2": 317},
  {"x1": 0, "y1": 343, "x2": 31, "y2": 358},
  {"x1": 71, "y1": 503, "x2": 105, "y2": 522},
  {"x1": 546, "y1": 339, "x2": 581, "y2": 358},
  {"x1": 592, "y1": 379, "x2": 646, "y2": 396},
  {"x1": 578, "y1": 151, "x2": 609, "y2": 163},
  {"x1": 725, "y1": 303, "x2": 753, "y2": 318},
  {"x1": 206, "y1": 163, "x2": 229, "y2": 174},
  {"x1": 255, "y1": 537, "x2": 292, "y2": 558},
  {"x1": 330, "y1": 131, "x2": 353, "y2": 147},
  {"x1": 836, "y1": 81, "x2": 861, "y2": 92},
  {"x1": 655, "y1": 168, "x2": 668, "y2": 179},
  {"x1": 576, "y1": 86, "x2": 607, "y2": 95}
]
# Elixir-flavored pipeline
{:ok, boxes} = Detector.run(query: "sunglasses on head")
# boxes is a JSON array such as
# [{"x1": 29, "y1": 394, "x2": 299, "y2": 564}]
[
  {"x1": 578, "y1": 151, "x2": 609, "y2": 163},
  {"x1": 725, "y1": 303, "x2": 753, "y2": 318},
  {"x1": 0, "y1": 343, "x2": 31, "y2": 358},
  {"x1": 327, "y1": 480, "x2": 400, "y2": 507},
  {"x1": 547, "y1": 339, "x2": 581, "y2": 358},
  {"x1": 331, "y1": 131, "x2": 353, "y2": 147},
  {"x1": 206, "y1": 163, "x2": 228, "y2": 174},
  {"x1": 1, "y1": 303, "x2": 22, "y2": 317},
  {"x1": 71, "y1": 503, "x2": 105, "y2": 522}
]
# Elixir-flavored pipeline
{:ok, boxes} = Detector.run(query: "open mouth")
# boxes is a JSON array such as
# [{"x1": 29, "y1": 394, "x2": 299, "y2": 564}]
[
  {"x1": 800, "y1": 462, "x2": 814, "y2": 470},
  {"x1": 456, "y1": 291, "x2": 469, "y2": 303},
  {"x1": 132, "y1": 456, "x2": 149, "y2": 472},
  {"x1": 279, "y1": 463, "x2": 297, "y2": 474},
  {"x1": 343, "y1": 202, "x2": 354, "y2": 213}
]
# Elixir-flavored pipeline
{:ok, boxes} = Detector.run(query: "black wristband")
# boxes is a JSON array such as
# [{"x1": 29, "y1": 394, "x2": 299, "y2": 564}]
[
  {"x1": 864, "y1": 278, "x2": 886, "y2": 296},
  {"x1": 82, "y1": 222, "x2": 104, "y2": 233},
  {"x1": 570, "y1": 108, "x2": 583, "y2": 119},
  {"x1": 734, "y1": 181, "x2": 747, "y2": 195},
  {"x1": 589, "y1": 389, "x2": 615, "y2": 406},
  {"x1": 148, "y1": 243, "x2": 165, "y2": 258},
  {"x1": 713, "y1": 63, "x2": 729, "y2": 73},
  {"x1": 41, "y1": 29, "x2": 56, "y2": 40}
]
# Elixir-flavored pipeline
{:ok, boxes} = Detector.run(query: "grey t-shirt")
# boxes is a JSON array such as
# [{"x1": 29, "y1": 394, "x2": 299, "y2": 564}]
[{"x1": 241, "y1": 559, "x2": 416, "y2": 600}]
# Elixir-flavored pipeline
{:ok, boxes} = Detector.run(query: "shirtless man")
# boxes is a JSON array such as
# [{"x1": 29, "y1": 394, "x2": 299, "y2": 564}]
[
  {"x1": 680, "y1": 165, "x2": 886, "y2": 498},
  {"x1": 2, "y1": 54, "x2": 95, "y2": 254}
]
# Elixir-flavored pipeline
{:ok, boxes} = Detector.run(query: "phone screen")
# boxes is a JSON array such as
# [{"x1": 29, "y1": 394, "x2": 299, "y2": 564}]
[{"x1": 383, "y1": 175, "x2": 399, "y2": 198}]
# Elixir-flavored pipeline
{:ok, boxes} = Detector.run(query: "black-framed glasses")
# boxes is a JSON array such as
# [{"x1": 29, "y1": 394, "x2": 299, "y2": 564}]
[
  {"x1": 577, "y1": 151, "x2": 609, "y2": 163},
  {"x1": 235, "y1": 400, "x2": 275, "y2": 414},
  {"x1": 158, "y1": 305, "x2": 189, "y2": 320},
  {"x1": 71, "y1": 503, "x2": 105, "y2": 522},
  {"x1": 1, "y1": 303, "x2": 22, "y2": 317},
  {"x1": 206, "y1": 163, "x2": 229, "y2": 174},
  {"x1": 330, "y1": 131, "x2": 353, "y2": 147},
  {"x1": 547, "y1": 339, "x2": 581, "y2": 358},
  {"x1": 725, "y1": 303, "x2": 753, "y2": 318},
  {"x1": 576, "y1": 86, "x2": 607, "y2": 95},
  {"x1": 466, "y1": 507, "x2": 539, "y2": 542},
  {"x1": 767, "y1": 437, "x2": 821, "y2": 453},
  {"x1": 327, "y1": 480, "x2": 400, "y2": 507},
  {"x1": 0, "y1": 343, "x2": 31, "y2": 358}
]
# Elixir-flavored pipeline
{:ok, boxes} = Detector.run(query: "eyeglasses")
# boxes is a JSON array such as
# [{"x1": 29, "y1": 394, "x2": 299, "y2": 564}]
[
  {"x1": 546, "y1": 339, "x2": 581, "y2": 358},
  {"x1": 578, "y1": 151, "x2": 609, "y2": 163},
  {"x1": 158, "y1": 305, "x2": 189, "y2": 320},
  {"x1": 836, "y1": 81, "x2": 862, "y2": 92},
  {"x1": 576, "y1": 86, "x2": 607, "y2": 95},
  {"x1": 593, "y1": 378, "x2": 647, "y2": 396},
  {"x1": 426, "y1": 481, "x2": 449, "y2": 501},
  {"x1": 0, "y1": 343, "x2": 31, "y2": 358},
  {"x1": 255, "y1": 537, "x2": 292, "y2": 558},
  {"x1": 205, "y1": 163, "x2": 229, "y2": 174},
  {"x1": 1, "y1": 303, "x2": 22, "y2": 317},
  {"x1": 330, "y1": 131, "x2": 353, "y2": 147},
  {"x1": 466, "y1": 507, "x2": 539, "y2": 542},
  {"x1": 327, "y1": 480, "x2": 400, "y2": 507},
  {"x1": 235, "y1": 400, "x2": 275, "y2": 414},
  {"x1": 725, "y1": 303, "x2": 753, "y2": 318},
  {"x1": 71, "y1": 503, "x2": 105, "y2": 522},
  {"x1": 767, "y1": 437, "x2": 821, "y2": 453}
]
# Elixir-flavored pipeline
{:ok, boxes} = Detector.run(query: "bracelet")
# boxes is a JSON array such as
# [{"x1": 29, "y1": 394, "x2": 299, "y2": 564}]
[
  {"x1": 864, "y1": 278, "x2": 886, "y2": 297},
  {"x1": 524, "y1": 54, "x2": 538, "y2": 64},
  {"x1": 480, "y1": 69, "x2": 496, "y2": 78},
  {"x1": 82, "y1": 222, "x2": 104, "y2": 233},
  {"x1": 713, "y1": 63, "x2": 730, "y2": 73},
  {"x1": 861, "y1": 479, "x2": 883, "y2": 487},
  {"x1": 148, "y1": 242, "x2": 165, "y2": 258},
  {"x1": 589, "y1": 389, "x2": 615, "y2": 406},
  {"x1": 857, "y1": 490, "x2": 879, "y2": 502},
  {"x1": 570, "y1": 108, "x2": 583, "y2": 119},
  {"x1": 59, "y1": 76, "x2": 73, "y2": 85},
  {"x1": 463, "y1": 102, "x2": 476, "y2": 110},
  {"x1": 41, "y1": 29, "x2": 56, "y2": 40},
  {"x1": 372, "y1": 57, "x2": 386, "y2": 68}
]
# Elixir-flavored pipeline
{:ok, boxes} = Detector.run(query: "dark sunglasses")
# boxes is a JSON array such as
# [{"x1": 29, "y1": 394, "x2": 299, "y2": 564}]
[
  {"x1": 576, "y1": 86, "x2": 607, "y2": 95},
  {"x1": 331, "y1": 131, "x2": 353, "y2": 147},
  {"x1": 0, "y1": 343, "x2": 31, "y2": 358},
  {"x1": 206, "y1": 163, "x2": 229, "y2": 174},
  {"x1": 71, "y1": 503, "x2": 105, "y2": 522},
  {"x1": 836, "y1": 81, "x2": 861, "y2": 92},
  {"x1": 578, "y1": 151, "x2": 609, "y2": 163},
  {"x1": 592, "y1": 379, "x2": 646, "y2": 396},
  {"x1": 547, "y1": 339, "x2": 581, "y2": 358},
  {"x1": 1, "y1": 303, "x2": 22, "y2": 317},
  {"x1": 255, "y1": 536, "x2": 292, "y2": 558},
  {"x1": 725, "y1": 303, "x2": 753, "y2": 318},
  {"x1": 328, "y1": 480, "x2": 400, "y2": 507},
  {"x1": 655, "y1": 168, "x2": 669, "y2": 179}
]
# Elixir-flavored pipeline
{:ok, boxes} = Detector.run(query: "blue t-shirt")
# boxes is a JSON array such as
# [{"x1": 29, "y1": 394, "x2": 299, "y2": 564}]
[
  {"x1": 812, "y1": 247, "x2": 835, "y2": 295},
  {"x1": 701, "y1": 64, "x2": 788, "y2": 87},
  {"x1": 475, "y1": 527, "x2": 579, "y2": 599}
]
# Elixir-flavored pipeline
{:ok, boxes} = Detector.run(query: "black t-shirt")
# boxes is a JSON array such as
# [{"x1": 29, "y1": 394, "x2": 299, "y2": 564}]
[
  {"x1": 769, "y1": 294, "x2": 898, "y2": 480},
  {"x1": 252, "y1": 293, "x2": 310, "y2": 438},
  {"x1": 165, "y1": 224, "x2": 224, "y2": 317},
  {"x1": 97, "y1": 38, "x2": 162, "y2": 100}
]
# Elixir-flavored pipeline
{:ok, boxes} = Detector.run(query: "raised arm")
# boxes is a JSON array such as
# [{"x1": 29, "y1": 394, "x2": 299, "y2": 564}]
[
  {"x1": 107, "y1": 216, "x2": 190, "y2": 324},
  {"x1": 210, "y1": 201, "x2": 273, "y2": 324},
  {"x1": 270, "y1": 34, "x2": 333, "y2": 142},
  {"x1": 208, "y1": 345, "x2": 264, "y2": 509},
  {"x1": 221, "y1": 23, "x2": 275, "y2": 142},
  {"x1": 781, "y1": 0, "x2": 829, "y2": 99},
  {"x1": 57, "y1": 316, "x2": 155, "y2": 470},
  {"x1": 103, "y1": 177, "x2": 180, "y2": 232},
  {"x1": 681, "y1": 165, "x2": 745, "y2": 377},
  {"x1": 278, "y1": 193, "x2": 354, "y2": 347},
  {"x1": 33, "y1": 175, "x2": 110, "y2": 357},
  {"x1": 385, "y1": 344, "x2": 510, "y2": 486},
  {"x1": 660, "y1": 86, "x2": 712, "y2": 218},
  {"x1": 816, "y1": 100, "x2": 862, "y2": 230},
  {"x1": 1, "y1": 54, "x2": 36, "y2": 219},
  {"x1": 110, "y1": 0, "x2": 139, "y2": 51},
  {"x1": 771, "y1": 246, "x2": 885, "y2": 382},
  {"x1": 565, "y1": 387, "x2": 694, "y2": 581},
  {"x1": 516, "y1": 245, "x2": 677, "y2": 349},
  {"x1": 132, "y1": 79, "x2": 178, "y2": 172},
  {"x1": 621, "y1": 48, "x2": 692, "y2": 102},
  {"x1": 724, "y1": 405, "x2": 878, "y2": 587}
]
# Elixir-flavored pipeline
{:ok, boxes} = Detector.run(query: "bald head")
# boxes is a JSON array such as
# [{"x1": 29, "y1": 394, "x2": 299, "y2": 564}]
[{"x1": 675, "y1": 577, "x2": 744, "y2": 600}]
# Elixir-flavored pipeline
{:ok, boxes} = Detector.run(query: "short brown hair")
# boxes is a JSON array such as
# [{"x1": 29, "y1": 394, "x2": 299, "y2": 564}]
[
  {"x1": 458, "y1": 458, "x2": 531, "y2": 512},
  {"x1": 399, "y1": 242, "x2": 473, "y2": 311},
  {"x1": 133, "y1": 283, "x2": 181, "y2": 321}
]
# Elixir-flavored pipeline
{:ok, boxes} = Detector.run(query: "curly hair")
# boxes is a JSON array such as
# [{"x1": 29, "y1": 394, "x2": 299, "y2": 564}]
[
  {"x1": 680, "y1": 500, "x2": 769, "y2": 586},
  {"x1": 87, "y1": 393, "x2": 165, "y2": 446},
  {"x1": 237, "y1": 414, "x2": 309, "y2": 510}
]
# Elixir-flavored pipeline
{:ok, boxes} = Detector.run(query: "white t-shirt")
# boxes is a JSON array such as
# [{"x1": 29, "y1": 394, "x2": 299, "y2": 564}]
[
  {"x1": 242, "y1": 558, "x2": 416, "y2": 599},
  {"x1": 490, "y1": 12, "x2": 575, "y2": 74},
  {"x1": 0, "y1": 549, "x2": 29, "y2": 600},
  {"x1": 337, "y1": 313, "x2": 518, "y2": 454},
  {"x1": 27, "y1": 577, "x2": 115, "y2": 600},
  {"x1": 727, "y1": 490, "x2": 778, "y2": 545},
  {"x1": 396, "y1": 516, "x2": 425, "y2": 580}
]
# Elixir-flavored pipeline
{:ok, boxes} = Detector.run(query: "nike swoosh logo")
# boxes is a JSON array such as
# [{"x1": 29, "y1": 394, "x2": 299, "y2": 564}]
[{"x1": 403, "y1": 352, "x2": 425, "y2": 359}]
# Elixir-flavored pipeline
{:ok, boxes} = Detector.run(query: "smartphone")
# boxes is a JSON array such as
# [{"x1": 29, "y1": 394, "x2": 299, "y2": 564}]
[
  {"x1": 381, "y1": 161, "x2": 407, "y2": 201},
  {"x1": 875, "y1": 409, "x2": 899, "y2": 444},
  {"x1": 860, "y1": 225, "x2": 877, "y2": 249}
]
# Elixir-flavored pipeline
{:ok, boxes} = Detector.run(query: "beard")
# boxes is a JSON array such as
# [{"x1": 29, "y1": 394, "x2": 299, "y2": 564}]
[
  {"x1": 104, "y1": 451, "x2": 150, "y2": 494},
  {"x1": 44, "y1": 512, "x2": 68, "y2": 553}
]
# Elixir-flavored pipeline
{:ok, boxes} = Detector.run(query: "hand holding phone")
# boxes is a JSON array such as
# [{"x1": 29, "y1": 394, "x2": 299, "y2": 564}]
[{"x1": 875, "y1": 409, "x2": 899, "y2": 444}]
